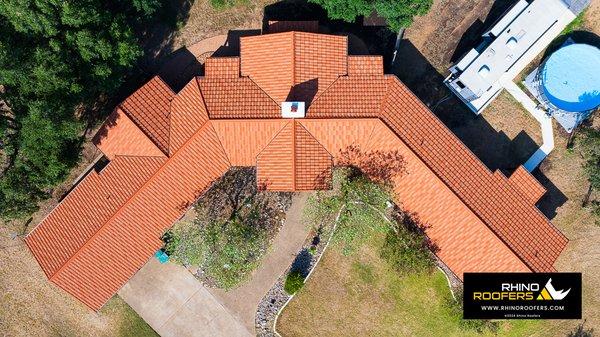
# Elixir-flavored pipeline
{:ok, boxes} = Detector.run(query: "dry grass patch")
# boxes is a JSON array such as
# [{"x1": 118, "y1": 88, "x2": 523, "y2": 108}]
[
  {"x1": 0, "y1": 226, "x2": 156, "y2": 337},
  {"x1": 277, "y1": 234, "x2": 556, "y2": 337}
]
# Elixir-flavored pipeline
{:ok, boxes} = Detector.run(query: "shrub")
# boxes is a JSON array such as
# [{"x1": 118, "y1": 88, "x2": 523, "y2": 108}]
[
  {"x1": 380, "y1": 215, "x2": 435, "y2": 274},
  {"x1": 284, "y1": 271, "x2": 305, "y2": 295}
]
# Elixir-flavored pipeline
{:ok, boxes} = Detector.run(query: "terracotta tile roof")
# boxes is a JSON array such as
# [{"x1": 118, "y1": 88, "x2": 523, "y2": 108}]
[
  {"x1": 257, "y1": 121, "x2": 295, "y2": 190},
  {"x1": 294, "y1": 122, "x2": 332, "y2": 190},
  {"x1": 292, "y1": 32, "x2": 347, "y2": 103},
  {"x1": 120, "y1": 76, "x2": 174, "y2": 154},
  {"x1": 93, "y1": 108, "x2": 165, "y2": 159},
  {"x1": 205, "y1": 57, "x2": 240, "y2": 78},
  {"x1": 213, "y1": 119, "x2": 288, "y2": 166},
  {"x1": 298, "y1": 119, "x2": 378, "y2": 161},
  {"x1": 256, "y1": 120, "x2": 332, "y2": 190},
  {"x1": 347, "y1": 56, "x2": 384, "y2": 76},
  {"x1": 169, "y1": 78, "x2": 209, "y2": 154},
  {"x1": 240, "y1": 33, "x2": 294, "y2": 104},
  {"x1": 508, "y1": 166, "x2": 547, "y2": 204},
  {"x1": 27, "y1": 123, "x2": 230, "y2": 310},
  {"x1": 198, "y1": 76, "x2": 280, "y2": 119},
  {"x1": 380, "y1": 76, "x2": 567, "y2": 272},
  {"x1": 363, "y1": 120, "x2": 531, "y2": 276},
  {"x1": 27, "y1": 30, "x2": 568, "y2": 309},
  {"x1": 25, "y1": 156, "x2": 166, "y2": 279},
  {"x1": 308, "y1": 76, "x2": 388, "y2": 118},
  {"x1": 267, "y1": 21, "x2": 319, "y2": 33},
  {"x1": 240, "y1": 32, "x2": 347, "y2": 105}
]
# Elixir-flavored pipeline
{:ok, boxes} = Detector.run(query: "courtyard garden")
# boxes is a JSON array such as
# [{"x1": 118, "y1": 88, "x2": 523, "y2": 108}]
[
  {"x1": 274, "y1": 167, "x2": 566, "y2": 336},
  {"x1": 163, "y1": 167, "x2": 292, "y2": 289}
]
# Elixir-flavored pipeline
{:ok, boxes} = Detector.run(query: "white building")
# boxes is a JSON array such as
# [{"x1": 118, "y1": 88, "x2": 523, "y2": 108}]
[{"x1": 445, "y1": 0, "x2": 584, "y2": 113}]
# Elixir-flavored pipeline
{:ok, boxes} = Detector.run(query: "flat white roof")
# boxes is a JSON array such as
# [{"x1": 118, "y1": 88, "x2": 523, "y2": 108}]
[{"x1": 458, "y1": 0, "x2": 571, "y2": 97}]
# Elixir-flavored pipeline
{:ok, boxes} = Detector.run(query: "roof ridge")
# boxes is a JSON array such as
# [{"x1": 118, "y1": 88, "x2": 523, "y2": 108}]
[
  {"x1": 256, "y1": 120, "x2": 292, "y2": 158},
  {"x1": 380, "y1": 76, "x2": 567, "y2": 271},
  {"x1": 245, "y1": 76, "x2": 283, "y2": 109},
  {"x1": 292, "y1": 32, "x2": 296, "y2": 90},
  {"x1": 168, "y1": 77, "x2": 211, "y2": 154},
  {"x1": 292, "y1": 119, "x2": 296, "y2": 190},
  {"x1": 120, "y1": 102, "x2": 169, "y2": 156},
  {"x1": 306, "y1": 76, "x2": 342, "y2": 111},
  {"x1": 47, "y1": 122, "x2": 224, "y2": 281},
  {"x1": 295, "y1": 121, "x2": 334, "y2": 158}
]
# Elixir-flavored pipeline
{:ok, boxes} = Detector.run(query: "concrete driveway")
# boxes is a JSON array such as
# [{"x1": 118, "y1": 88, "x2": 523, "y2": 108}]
[
  {"x1": 119, "y1": 193, "x2": 310, "y2": 336},
  {"x1": 118, "y1": 259, "x2": 252, "y2": 337}
]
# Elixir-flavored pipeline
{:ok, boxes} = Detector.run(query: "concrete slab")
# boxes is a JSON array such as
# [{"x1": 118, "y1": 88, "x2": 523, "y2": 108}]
[{"x1": 119, "y1": 259, "x2": 251, "y2": 337}]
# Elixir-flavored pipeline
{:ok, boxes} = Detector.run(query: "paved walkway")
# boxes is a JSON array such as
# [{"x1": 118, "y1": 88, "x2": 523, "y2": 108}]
[
  {"x1": 503, "y1": 80, "x2": 555, "y2": 171},
  {"x1": 119, "y1": 193, "x2": 310, "y2": 336},
  {"x1": 207, "y1": 193, "x2": 310, "y2": 332},
  {"x1": 119, "y1": 259, "x2": 252, "y2": 337}
]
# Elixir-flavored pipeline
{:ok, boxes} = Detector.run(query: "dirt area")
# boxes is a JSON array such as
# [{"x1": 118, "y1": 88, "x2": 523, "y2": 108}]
[
  {"x1": 172, "y1": 0, "x2": 271, "y2": 49},
  {"x1": 394, "y1": 0, "x2": 600, "y2": 334}
]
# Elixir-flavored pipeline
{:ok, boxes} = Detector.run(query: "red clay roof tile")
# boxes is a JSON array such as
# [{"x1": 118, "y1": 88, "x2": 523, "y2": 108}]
[
  {"x1": 213, "y1": 119, "x2": 288, "y2": 166},
  {"x1": 198, "y1": 76, "x2": 280, "y2": 119},
  {"x1": 380, "y1": 76, "x2": 567, "y2": 272},
  {"x1": 294, "y1": 122, "x2": 332, "y2": 190},
  {"x1": 347, "y1": 56, "x2": 384, "y2": 76},
  {"x1": 508, "y1": 165, "x2": 547, "y2": 204},
  {"x1": 169, "y1": 78, "x2": 209, "y2": 154},
  {"x1": 240, "y1": 32, "x2": 347, "y2": 105},
  {"x1": 25, "y1": 156, "x2": 166, "y2": 279},
  {"x1": 257, "y1": 121, "x2": 295, "y2": 190},
  {"x1": 93, "y1": 108, "x2": 165, "y2": 159},
  {"x1": 205, "y1": 57, "x2": 240, "y2": 78},
  {"x1": 26, "y1": 30, "x2": 568, "y2": 309},
  {"x1": 120, "y1": 76, "x2": 174, "y2": 154},
  {"x1": 28, "y1": 122, "x2": 230, "y2": 310},
  {"x1": 241, "y1": 32, "x2": 295, "y2": 104},
  {"x1": 307, "y1": 76, "x2": 388, "y2": 118}
]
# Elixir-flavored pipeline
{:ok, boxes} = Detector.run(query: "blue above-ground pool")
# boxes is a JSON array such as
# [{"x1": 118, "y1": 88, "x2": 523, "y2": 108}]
[{"x1": 541, "y1": 43, "x2": 600, "y2": 112}]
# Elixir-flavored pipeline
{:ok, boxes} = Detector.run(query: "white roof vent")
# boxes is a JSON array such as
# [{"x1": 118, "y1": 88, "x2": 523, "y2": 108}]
[
  {"x1": 478, "y1": 65, "x2": 490, "y2": 78},
  {"x1": 281, "y1": 102, "x2": 305, "y2": 118},
  {"x1": 507, "y1": 37, "x2": 518, "y2": 49}
]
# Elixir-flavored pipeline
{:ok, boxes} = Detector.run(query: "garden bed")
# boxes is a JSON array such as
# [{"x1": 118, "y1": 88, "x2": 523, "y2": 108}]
[
  {"x1": 163, "y1": 167, "x2": 293, "y2": 289},
  {"x1": 254, "y1": 200, "x2": 336, "y2": 337}
]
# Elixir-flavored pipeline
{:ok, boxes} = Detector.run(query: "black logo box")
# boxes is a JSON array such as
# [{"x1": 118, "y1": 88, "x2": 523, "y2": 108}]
[{"x1": 463, "y1": 272, "x2": 581, "y2": 319}]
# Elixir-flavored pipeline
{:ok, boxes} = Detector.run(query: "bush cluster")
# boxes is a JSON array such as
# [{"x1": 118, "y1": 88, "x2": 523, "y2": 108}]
[{"x1": 284, "y1": 271, "x2": 305, "y2": 295}]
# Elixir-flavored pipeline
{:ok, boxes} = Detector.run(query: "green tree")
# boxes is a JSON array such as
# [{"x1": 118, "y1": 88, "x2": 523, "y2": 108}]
[
  {"x1": 310, "y1": 0, "x2": 432, "y2": 31},
  {"x1": 310, "y1": 0, "x2": 371, "y2": 23},
  {"x1": 373, "y1": 0, "x2": 432, "y2": 31},
  {"x1": 0, "y1": 0, "x2": 162, "y2": 219}
]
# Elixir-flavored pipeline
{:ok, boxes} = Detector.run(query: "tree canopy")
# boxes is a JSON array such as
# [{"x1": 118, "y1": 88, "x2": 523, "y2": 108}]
[
  {"x1": 0, "y1": 0, "x2": 161, "y2": 219},
  {"x1": 310, "y1": 0, "x2": 432, "y2": 31}
]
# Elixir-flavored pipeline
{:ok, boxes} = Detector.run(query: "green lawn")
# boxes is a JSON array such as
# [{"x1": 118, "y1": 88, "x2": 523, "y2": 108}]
[{"x1": 277, "y1": 233, "x2": 562, "y2": 337}]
